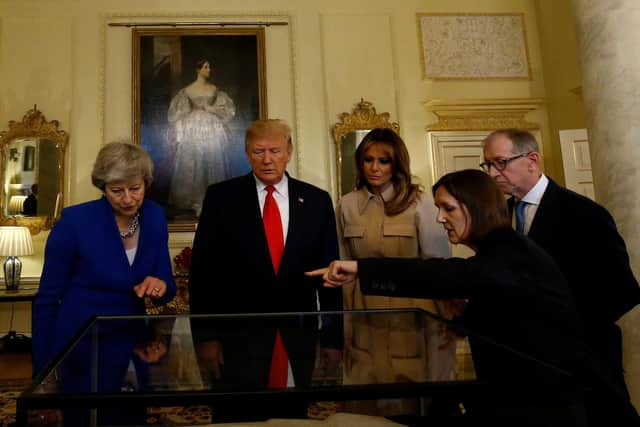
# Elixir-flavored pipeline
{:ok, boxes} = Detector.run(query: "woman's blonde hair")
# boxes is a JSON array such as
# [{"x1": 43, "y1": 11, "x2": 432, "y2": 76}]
[{"x1": 91, "y1": 141, "x2": 154, "y2": 191}]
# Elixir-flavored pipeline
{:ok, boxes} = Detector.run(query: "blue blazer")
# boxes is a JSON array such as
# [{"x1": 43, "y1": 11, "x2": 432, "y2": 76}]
[{"x1": 33, "y1": 197, "x2": 176, "y2": 374}]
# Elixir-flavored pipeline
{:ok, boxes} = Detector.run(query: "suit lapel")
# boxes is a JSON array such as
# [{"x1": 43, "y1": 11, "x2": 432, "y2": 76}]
[
  {"x1": 279, "y1": 178, "x2": 304, "y2": 276},
  {"x1": 240, "y1": 173, "x2": 276, "y2": 278},
  {"x1": 99, "y1": 196, "x2": 134, "y2": 272}
]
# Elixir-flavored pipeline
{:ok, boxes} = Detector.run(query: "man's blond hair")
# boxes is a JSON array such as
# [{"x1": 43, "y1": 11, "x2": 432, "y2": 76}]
[{"x1": 245, "y1": 119, "x2": 292, "y2": 149}]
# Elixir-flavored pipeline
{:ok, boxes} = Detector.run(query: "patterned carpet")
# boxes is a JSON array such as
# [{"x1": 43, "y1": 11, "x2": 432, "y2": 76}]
[
  {"x1": 0, "y1": 379, "x2": 215, "y2": 427},
  {"x1": 0, "y1": 379, "x2": 28, "y2": 427},
  {"x1": 0, "y1": 379, "x2": 342, "y2": 427}
]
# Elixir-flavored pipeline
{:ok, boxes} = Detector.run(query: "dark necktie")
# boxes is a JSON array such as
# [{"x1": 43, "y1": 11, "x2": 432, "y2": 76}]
[
  {"x1": 263, "y1": 185, "x2": 288, "y2": 388},
  {"x1": 515, "y1": 200, "x2": 527, "y2": 234}
]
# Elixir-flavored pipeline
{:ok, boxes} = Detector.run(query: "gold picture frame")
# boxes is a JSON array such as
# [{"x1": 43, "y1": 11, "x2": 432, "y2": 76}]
[
  {"x1": 0, "y1": 106, "x2": 69, "y2": 234},
  {"x1": 132, "y1": 27, "x2": 267, "y2": 231},
  {"x1": 332, "y1": 99, "x2": 399, "y2": 198}
]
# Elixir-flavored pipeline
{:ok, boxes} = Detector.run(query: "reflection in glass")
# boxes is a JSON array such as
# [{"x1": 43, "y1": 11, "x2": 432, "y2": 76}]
[
  {"x1": 19, "y1": 310, "x2": 581, "y2": 425},
  {"x1": 32, "y1": 310, "x2": 472, "y2": 395}
]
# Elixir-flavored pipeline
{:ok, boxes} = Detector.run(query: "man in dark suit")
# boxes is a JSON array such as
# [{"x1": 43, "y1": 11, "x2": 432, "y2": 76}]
[
  {"x1": 22, "y1": 183, "x2": 38, "y2": 216},
  {"x1": 189, "y1": 119, "x2": 342, "y2": 404},
  {"x1": 481, "y1": 128, "x2": 640, "y2": 397}
]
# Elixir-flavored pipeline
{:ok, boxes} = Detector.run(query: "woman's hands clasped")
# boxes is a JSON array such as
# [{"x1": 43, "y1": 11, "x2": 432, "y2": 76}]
[
  {"x1": 305, "y1": 260, "x2": 359, "y2": 288},
  {"x1": 133, "y1": 276, "x2": 168, "y2": 299}
]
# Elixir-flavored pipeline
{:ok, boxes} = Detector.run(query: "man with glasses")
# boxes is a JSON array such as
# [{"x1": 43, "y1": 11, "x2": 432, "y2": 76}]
[{"x1": 481, "y1": 128, "x2": 640, "y2": 401}]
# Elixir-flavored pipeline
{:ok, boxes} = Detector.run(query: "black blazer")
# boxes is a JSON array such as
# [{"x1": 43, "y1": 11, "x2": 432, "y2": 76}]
[
  {"x1": 511, "y1": 178, "x2": 640, "y2": 392},
  {"x1": 525, "y1": 178, "x2": 640, "y2": 328},
  {"x1": 189, "y1": 173, "x2": 342, "y2": 386},
  {"x1": 358, "y1": 228, "x2": 639, "y2": 423},
  {"x1": 360, "y1": 228, "x2": 585, "y2": 383}
]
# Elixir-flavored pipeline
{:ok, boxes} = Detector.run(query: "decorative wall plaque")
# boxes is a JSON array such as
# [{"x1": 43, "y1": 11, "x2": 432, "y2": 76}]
[{"x1": 418, "y1": 13, "x2": 531, "y2": 80}]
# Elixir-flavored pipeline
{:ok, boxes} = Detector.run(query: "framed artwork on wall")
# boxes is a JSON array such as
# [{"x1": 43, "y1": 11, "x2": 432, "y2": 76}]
[
  {"x1": 23, "y1": 146, "x2": 35, "y2": 171},
  {"x1": 132, "y1": 27, "x2": 267, "y2": 231},
  {"x1": 417, "y1": 13, "x2": 531, "y2": 80}
]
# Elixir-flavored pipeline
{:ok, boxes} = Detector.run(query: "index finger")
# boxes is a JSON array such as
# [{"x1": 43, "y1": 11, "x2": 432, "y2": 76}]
[
  {"x1": 305, "y1": 268, "x2": 328, "y2": 277},
  {"x1": 133, "y1": 283, "x2": 147, "y2": 298}
]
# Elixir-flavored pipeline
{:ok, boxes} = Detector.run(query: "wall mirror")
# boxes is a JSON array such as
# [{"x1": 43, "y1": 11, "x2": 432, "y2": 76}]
[
  {"x1": 0, "y1": 106, "x2": 68, "y2": 234},
  {"x1": 332, "y1": 99, "x2": 399, "y2": 197}
]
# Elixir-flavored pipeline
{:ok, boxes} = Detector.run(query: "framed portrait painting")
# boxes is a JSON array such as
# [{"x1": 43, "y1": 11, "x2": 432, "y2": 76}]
[{"x1": 132, "y1": 27, "x2": 267, "y2": 231}]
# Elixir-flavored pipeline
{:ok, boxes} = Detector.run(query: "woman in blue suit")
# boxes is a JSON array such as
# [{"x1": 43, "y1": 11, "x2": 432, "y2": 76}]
[{"x1": 33, "y1": 141, "x2": 176, "y2": 401}]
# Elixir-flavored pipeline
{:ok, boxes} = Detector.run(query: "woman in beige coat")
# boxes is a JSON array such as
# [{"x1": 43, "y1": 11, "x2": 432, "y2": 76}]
[{"x1": 336, "y1": 128, "x2": 456, "y2": 415}]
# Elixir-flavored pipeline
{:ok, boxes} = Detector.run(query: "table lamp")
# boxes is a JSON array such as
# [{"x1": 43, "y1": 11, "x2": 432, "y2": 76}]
[{"x1": 0, "y1": 226, "x2": 34, "y2": 290}]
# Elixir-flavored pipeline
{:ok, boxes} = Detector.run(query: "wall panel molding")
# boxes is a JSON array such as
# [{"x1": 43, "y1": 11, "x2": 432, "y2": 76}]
[{"x1": 424, "y1": 98, "x2": 543, "y2": 131}]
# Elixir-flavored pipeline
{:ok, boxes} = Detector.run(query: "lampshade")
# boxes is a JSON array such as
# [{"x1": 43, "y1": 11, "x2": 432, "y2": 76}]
[{"x1": 0, "y1": 226, "x2": 34, "y2": 256}]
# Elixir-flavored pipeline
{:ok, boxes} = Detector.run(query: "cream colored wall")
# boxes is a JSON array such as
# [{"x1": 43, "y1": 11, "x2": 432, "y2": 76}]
[
  {"x1": 534, "y1": 0, "x2": 587, "y2": 186},
  {"x1": 0, "y1": 0, "x2": 553, "y2": 328}
]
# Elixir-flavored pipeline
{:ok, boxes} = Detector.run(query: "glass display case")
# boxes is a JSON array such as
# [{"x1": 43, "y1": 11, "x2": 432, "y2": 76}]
[{"x1": 18, "y1": 309, "x2": 579, "y2": 426}]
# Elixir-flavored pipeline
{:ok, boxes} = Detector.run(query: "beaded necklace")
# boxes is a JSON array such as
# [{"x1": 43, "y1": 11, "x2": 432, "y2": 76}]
[{"x1": 120, "y1": 212, "x2": 140, "y2": 239}]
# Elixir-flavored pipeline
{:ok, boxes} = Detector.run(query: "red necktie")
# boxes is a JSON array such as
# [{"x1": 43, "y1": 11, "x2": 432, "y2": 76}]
[
  {"x1": 263, "y1": 185, "x2": 288, "y2": 388},
  {"x1": 263, "y1": 185, "x2": 284, "y2": 273}
]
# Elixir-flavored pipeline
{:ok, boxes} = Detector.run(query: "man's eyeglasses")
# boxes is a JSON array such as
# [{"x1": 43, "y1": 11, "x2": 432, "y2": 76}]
[{"x1": 479, "y1": 152, "x2": 531, "y2": 172}]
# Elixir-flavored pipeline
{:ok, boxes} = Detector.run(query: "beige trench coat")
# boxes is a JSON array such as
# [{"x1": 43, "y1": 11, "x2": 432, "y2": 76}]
[{"x1": 337, "y1": 186, "x2": 456, "y2": 388}]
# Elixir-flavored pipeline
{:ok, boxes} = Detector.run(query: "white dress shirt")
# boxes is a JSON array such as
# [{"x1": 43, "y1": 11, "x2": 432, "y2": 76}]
[
  {"x1": 255, "y1": 174, "x2": 290, "y2": 243},
  {"x1": 515, "y1": 174, "x2": 549, "y2": 235}
]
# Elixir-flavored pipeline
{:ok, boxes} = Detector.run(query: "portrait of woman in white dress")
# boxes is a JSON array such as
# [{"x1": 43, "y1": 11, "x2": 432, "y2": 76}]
[
  {"x1": 135, "y1": 29, "x2": 266, "y2": 226},
  {"x1": 167, "y1": 59, "x2": 236, "y2": 217}
]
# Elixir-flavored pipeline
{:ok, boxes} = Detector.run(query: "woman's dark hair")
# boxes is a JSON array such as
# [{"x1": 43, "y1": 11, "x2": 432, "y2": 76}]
[
  {"x1": 432, "y1": 169, "x2": 510, "y2": 244},
  {"x1": 195, "y1": 59, "x2": 212, "y2": 74},
  {"x1": 355, "y1": 128, "x2": 421, "y2": 216}
]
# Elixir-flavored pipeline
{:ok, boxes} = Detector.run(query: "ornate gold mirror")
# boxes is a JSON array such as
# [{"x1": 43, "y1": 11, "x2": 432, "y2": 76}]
[
  {"x1": 332, "y1": 99, "x2": 399, "y2": 197},
  {"x1": 0, "y1": 106, "x2": 68, "y2": 234}
]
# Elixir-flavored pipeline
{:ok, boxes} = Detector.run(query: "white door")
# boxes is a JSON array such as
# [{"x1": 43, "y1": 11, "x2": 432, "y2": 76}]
[{"x1": 559, "y1": 129, "x2": 595, "y2": 201}]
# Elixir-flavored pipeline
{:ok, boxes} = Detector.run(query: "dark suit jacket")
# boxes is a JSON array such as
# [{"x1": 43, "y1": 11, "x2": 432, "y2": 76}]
[
  {"x1": 512, "y1": 178, "x2": 640, "y2": 386},
  {"x1": 189, "y1": 173, "x2": 342, "y2": 387},
  {"x1": 358, "y1": 228, "x2": 639, "y2": 424},
  {"x1": 22, "y1": 194, "x2": 37, "y2": 215}
]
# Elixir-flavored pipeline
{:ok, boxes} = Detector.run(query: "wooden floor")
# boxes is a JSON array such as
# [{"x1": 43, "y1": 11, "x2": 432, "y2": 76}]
[{"x1": 0, "y1": 351, "x2": 31, "y2": 381}]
